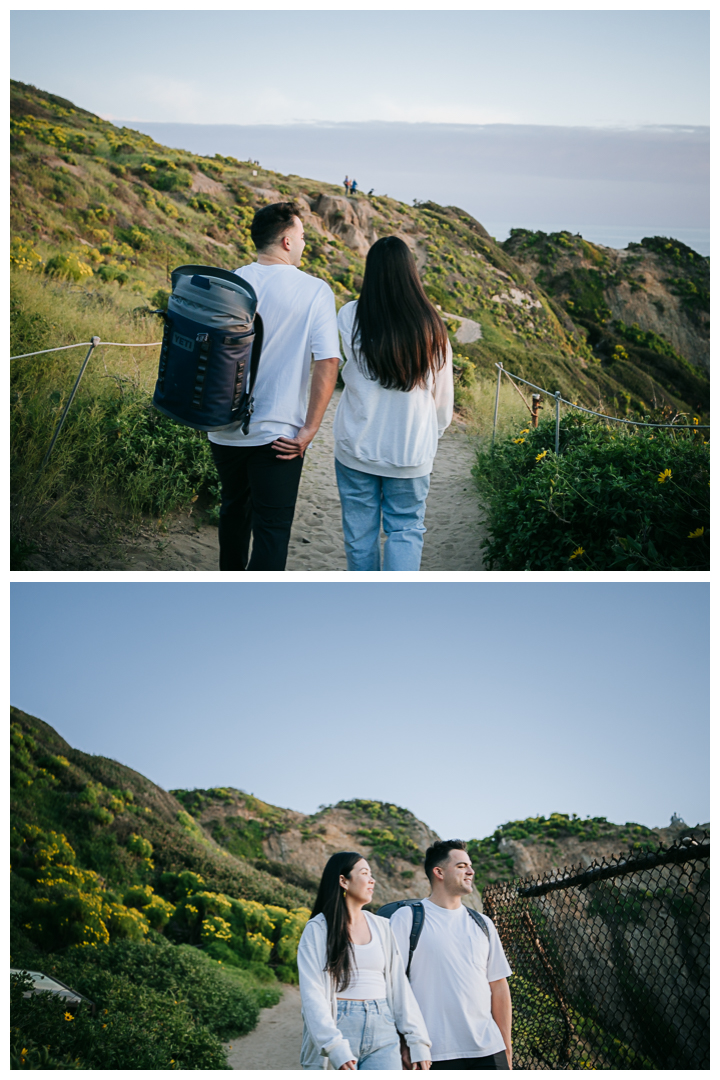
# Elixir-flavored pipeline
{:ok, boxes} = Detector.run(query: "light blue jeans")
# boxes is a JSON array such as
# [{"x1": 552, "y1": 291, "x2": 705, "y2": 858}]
[
  {"x1": 335, "y1": 460, "x2": 431, "y2": 571},
  {"x1": 336, "y1": 998, "x2": 402, "y2": 1069}
]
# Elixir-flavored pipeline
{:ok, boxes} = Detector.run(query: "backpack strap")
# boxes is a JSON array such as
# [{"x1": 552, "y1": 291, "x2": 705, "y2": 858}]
[
  {"x1": 405, "y1": 901, "x2": 425, "y2": 978},
  {"x1": 466, "y1": 907, "x2": 490, "y2": 941},
  {"x1": 239, "y1": 313, "x2": 263, "y2": 435}
]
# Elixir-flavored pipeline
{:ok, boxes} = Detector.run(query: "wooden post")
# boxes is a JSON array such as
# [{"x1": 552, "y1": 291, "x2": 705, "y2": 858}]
[
  {"x1": 492, "y1": 362, "x2": 503, "y2": 449},
  {"x1": 531, "y1": 394, "x2": 542, "y2": 428}
]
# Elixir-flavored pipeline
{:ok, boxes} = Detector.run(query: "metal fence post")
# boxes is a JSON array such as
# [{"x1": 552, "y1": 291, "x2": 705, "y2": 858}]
[
  {"x1": 38, "y1": 336, "x2": 100, "y2": 474},
  {"x1": 492, "y1": 362, "x2": 503, "y2": 448},
  {"x1": 554, "y1": 390, "x2": 561, "y2": 455}
]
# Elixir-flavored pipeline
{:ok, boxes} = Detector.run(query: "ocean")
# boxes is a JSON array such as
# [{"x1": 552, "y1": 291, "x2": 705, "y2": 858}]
[{"x1": 118, "y1": 120, "x2": 710, "y2": 257}]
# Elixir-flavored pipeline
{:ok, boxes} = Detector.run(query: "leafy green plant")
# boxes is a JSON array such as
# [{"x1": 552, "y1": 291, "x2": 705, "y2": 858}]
[{"x1": 473, "y1": 413, "x2": 709, "y2": 570}]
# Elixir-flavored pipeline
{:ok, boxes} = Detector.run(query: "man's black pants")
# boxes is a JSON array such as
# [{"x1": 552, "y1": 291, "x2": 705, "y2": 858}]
[
  {"x1": 210, "y1": 441, "x2": 304, "y2": 571},
  {"x1": 432, "y1": 1052, "x2": 509, "y2": 1070}
]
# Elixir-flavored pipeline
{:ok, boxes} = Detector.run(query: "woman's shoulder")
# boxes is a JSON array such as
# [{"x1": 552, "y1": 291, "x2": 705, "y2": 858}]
[
  {"x1": 337, "y1": 300, "x2": 358, "y2": 331},
  {"x1": 365, "y1": 911, "x2": 391, "y2": 937}
]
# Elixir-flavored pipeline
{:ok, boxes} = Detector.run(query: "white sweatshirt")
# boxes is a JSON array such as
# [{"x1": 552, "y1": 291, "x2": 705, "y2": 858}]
[
  {"x1": 297, "y1": 911, "x2": 432, "y2": 1070},
  {"x1": 333, "y1": 301, "x2": 454, "y2": 478}
]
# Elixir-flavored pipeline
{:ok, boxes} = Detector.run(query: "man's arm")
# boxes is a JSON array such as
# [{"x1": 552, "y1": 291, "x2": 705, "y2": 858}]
[
  {"x1": 272, "y1": 357, "x2": 340, "y2": 459},
  {"x1": 489, "y1": 978, "x2": 512, "y2": 1070}
]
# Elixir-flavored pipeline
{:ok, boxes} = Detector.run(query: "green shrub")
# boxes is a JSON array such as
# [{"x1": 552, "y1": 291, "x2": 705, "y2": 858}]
[
  {"x1": 126, "y1": 833, "x2": 153, "y2": 859},
  {"x1": 44, "y1": 253, "x2": 94, "y2": 282},
  {"x1": 474, "y1": 413, "x2": 709, "y2": 570},
  {"x1": 11, "y1": 960, "x2": 230, "y2": 1070},
  {"x1": 151, "y1": 167, "x2": 192, "y2": 192},
  {"x1": 52, "y1": 939, "x2": 263, "y2": 1041}
]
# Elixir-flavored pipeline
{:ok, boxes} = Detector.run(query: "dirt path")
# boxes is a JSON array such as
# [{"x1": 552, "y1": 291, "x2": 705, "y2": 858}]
[
  {"x1": 225, "y1": 984, "x2": 303, "y2": 1070},
  {"x1": 23, "y1": 391, "x2": 487, "y2": 571}
]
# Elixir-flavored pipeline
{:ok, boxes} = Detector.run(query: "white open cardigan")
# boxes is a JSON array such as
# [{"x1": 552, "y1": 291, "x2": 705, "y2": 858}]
[{"x1": 297, "y1": 911, "x2": 432, "y2": 1070}]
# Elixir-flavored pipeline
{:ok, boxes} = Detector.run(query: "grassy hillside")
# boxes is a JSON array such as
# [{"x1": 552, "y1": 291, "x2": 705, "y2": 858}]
[
  {"x1": 10, "y1": 706, "x2": 313, "y2": 1067},
  {"x1": 10, "y1": 79, "x2": 709, "y2": 566}
]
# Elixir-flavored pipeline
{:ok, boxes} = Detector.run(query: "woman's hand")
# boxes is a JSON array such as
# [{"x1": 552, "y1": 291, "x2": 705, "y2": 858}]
[
  {"x1": 412, "y1": 1061, "x2": 432, "y2": 1070},
  {"x1": 339, "y1": 1060, "x2": 357, "y2": 1070}
]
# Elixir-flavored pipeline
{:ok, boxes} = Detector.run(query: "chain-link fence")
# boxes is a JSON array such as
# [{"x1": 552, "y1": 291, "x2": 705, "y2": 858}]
[{"x1": 483, "y1": 831, "x2": 709, "y2": 1070}]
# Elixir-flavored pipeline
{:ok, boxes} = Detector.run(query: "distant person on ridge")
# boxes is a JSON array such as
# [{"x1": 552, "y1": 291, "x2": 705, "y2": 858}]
[
  {"x1": 351, "y1": 178, "x2": 358, "y2": 196},
  {"x1": 390, "y1": 841, "x2": 513, "y2": 1070},
  {"x1": 208, "y1": 202, "x2": 340, "y2": 571},
  {"x1": 344, "y1": 175, "x2": 350, "y2": 195},
  {"x1": 333, "y1": 236, "x2": 453, "y2": 570}
]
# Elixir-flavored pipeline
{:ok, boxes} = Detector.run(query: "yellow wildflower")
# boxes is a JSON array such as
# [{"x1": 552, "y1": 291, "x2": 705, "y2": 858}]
[
  {"x1": 535, "y1": 450, "x2": 547, "y2": 462},
  {"x1": 519, "y1": 429, "x2": 529, "y2": 434},
  {"x1": 569, "y1": 547, "x2": 585, "y2": 560},
  {"x1": 693, "y1": 417, "x2": 699, "y2": 424},
  {"x1": 688, "y1": 527, "x2": 705, "y2": 539},
  {"x1": 64, "y1": 1012, "x2": 74, "y2": 1021},
  {"x1": 512, "y1": 437, "x2": 525, "y2": 444},
  {"x1": 657, "y1": 468, "x2": 672, "y2": 483}
]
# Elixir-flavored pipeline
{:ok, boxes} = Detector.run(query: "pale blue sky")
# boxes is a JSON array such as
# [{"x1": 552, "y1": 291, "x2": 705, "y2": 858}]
[
  {"x1": 10, "y1": 11, "x2": 709, "y2": 127},
  {"x1": 11, "y1": 583, "x2": 709, "y2": 841}
]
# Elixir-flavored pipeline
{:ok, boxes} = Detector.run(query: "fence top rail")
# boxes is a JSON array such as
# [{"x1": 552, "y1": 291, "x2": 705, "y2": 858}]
[
  {"x1": 495, "y1": 362, "x2": 710, "y2": 430},
  {"x1": 514, "y1": 832, "x2": 709, "y2": 897},
  {"x1": 11, "y1": 338, "x2": 162, "y2": 360}
]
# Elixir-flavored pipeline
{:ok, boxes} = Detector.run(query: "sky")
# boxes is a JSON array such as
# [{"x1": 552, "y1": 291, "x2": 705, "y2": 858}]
[
  {"x1": 10, "y1": 11, "x2": 709, "y2": 129},
  {"x1": 10, "y1": 582, "x2": 710, "y2": 842},
  {"x1": 9, "y1": 10, "x2": 709, "y2": 248}
]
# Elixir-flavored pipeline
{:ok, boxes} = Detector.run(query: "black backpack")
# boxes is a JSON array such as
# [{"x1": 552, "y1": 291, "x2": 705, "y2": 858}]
[
  {"x1": 153, "y1": 264, "x2": 263, "y2": 432},
  {"x1": 376, "y1": 899, "x2": 490, "y2": 977}
]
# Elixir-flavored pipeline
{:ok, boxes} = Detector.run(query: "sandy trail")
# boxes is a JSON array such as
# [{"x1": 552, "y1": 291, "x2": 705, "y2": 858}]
[
  {"x1": 285, "y1": 391, "x2": 487, "y2": 572},
  {"x1": 225, "y1": 984, "x2": 303, "y2": 1070},
  {"x1": 25, "y1": 391, "x2": 487, "y2": 571}
]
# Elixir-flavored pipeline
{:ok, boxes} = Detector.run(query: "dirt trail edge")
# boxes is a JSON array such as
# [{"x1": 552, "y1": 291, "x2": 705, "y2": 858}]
[
  {"x1": 24, "y1": 390, "x2": 487, "y2": 571},
  {"x1": 225, "y1": 984, "x2": 303, "y2": 1070}
]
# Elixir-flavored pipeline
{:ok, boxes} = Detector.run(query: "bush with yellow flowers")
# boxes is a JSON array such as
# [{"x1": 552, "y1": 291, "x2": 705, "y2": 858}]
[
  {"x1": 11, "y1": 237, "x2": 43, "y2": 272},
  {"x1": 474, "y1": 412, "x2": 709, "y2": 570},
  {"x1": 44, "y1": 252, "x2": 94, "y2": 282}
]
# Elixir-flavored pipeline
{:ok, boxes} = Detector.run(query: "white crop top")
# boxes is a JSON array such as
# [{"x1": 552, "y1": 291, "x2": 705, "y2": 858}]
[{"x1": 337, "y1": 923, "x2": 386, "y2": 999}]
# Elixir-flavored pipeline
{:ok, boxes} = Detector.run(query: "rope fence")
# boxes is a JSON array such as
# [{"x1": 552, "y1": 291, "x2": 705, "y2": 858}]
[
  {"x1": 13, "y1": 338, "x2": 709, "y2": 472},
  {"x1": 484, "y1": 830, "x2": 710, "y2": 1070},
  {"x1": 491, "y1": 362, "x2": 710, "y2": 455},
  {"x1": 11, "y1": 338, "x2": 162, "y2": 360},
  {"x1": 10, "y1": 336, "x2": 162, "y2": 474}
]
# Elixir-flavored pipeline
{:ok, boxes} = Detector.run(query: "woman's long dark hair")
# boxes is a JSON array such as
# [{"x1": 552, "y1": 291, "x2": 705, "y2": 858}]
[
  {"x1": 311, "y1": 851, "x2": 363, "y2": 993},
  {"x1": 352, "y1": 236, "x2": 448, "y2": 392}
]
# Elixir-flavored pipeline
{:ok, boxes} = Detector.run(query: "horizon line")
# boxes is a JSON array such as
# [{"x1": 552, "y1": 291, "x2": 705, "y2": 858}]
[{"x1": 103, "y1": 117, "x2": 709, "y2": 135}]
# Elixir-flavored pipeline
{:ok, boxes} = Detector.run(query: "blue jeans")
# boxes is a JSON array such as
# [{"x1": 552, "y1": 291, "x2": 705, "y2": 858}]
[
  {"x1": 336, "y1": 998, "x2": 402, "y2": 1069},
  {"x1": 335, "y1": 460, "x2": 431, "y2": 571}
]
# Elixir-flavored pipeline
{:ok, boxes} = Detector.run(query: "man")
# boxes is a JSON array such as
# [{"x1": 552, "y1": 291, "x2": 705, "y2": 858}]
[
  {"x1": 208, "y1": 202, "x2": 340, "y2": 570},
  {"x1": 390, "y1": 840, "x2": 513, "y2": 1070}
]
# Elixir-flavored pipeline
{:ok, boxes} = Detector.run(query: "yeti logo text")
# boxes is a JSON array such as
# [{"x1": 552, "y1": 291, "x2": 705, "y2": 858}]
[{"x1": 172, "y1": 331, "x2": 195, "y2": 352}]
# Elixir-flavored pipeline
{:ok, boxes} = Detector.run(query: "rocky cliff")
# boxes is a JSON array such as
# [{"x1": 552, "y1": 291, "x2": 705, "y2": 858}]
[{"x1": 171, "y1": 789, "x2": 484, "y2": 909}]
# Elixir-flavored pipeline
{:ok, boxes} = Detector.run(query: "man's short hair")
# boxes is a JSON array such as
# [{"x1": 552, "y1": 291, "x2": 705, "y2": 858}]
[
  {"x1": 251, "y1": 201, "x2": 303, "y2": 251},
  {"x1": 425, "y1": 839, "x2": 467, "y2": 884}
]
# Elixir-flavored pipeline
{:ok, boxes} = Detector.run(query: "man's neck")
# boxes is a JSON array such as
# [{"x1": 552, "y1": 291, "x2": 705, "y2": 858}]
[
  {"x1": 256, "y1": 250, "x2": 293, "y2": 266},
  {"x1": 428, "y1": 889, "x2": 464, "y2": 911}
]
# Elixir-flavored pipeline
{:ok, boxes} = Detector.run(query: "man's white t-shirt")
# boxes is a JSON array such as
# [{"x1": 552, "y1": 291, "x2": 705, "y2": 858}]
[
  {"x1": 208, "y1": 262, "x2": 340, "y2": 447},
  {"x1": 390, "y1": 899, "x2": 512, "y2": 1062}
]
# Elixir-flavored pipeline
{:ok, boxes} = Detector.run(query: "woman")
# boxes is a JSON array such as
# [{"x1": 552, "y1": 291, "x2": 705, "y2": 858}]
[
  {"x1": 297, "y1": 852, "x2": 432, "y2": 1070},
  {"x1": 333, "y1": 236, "x2": 454, "y2": 571}
]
